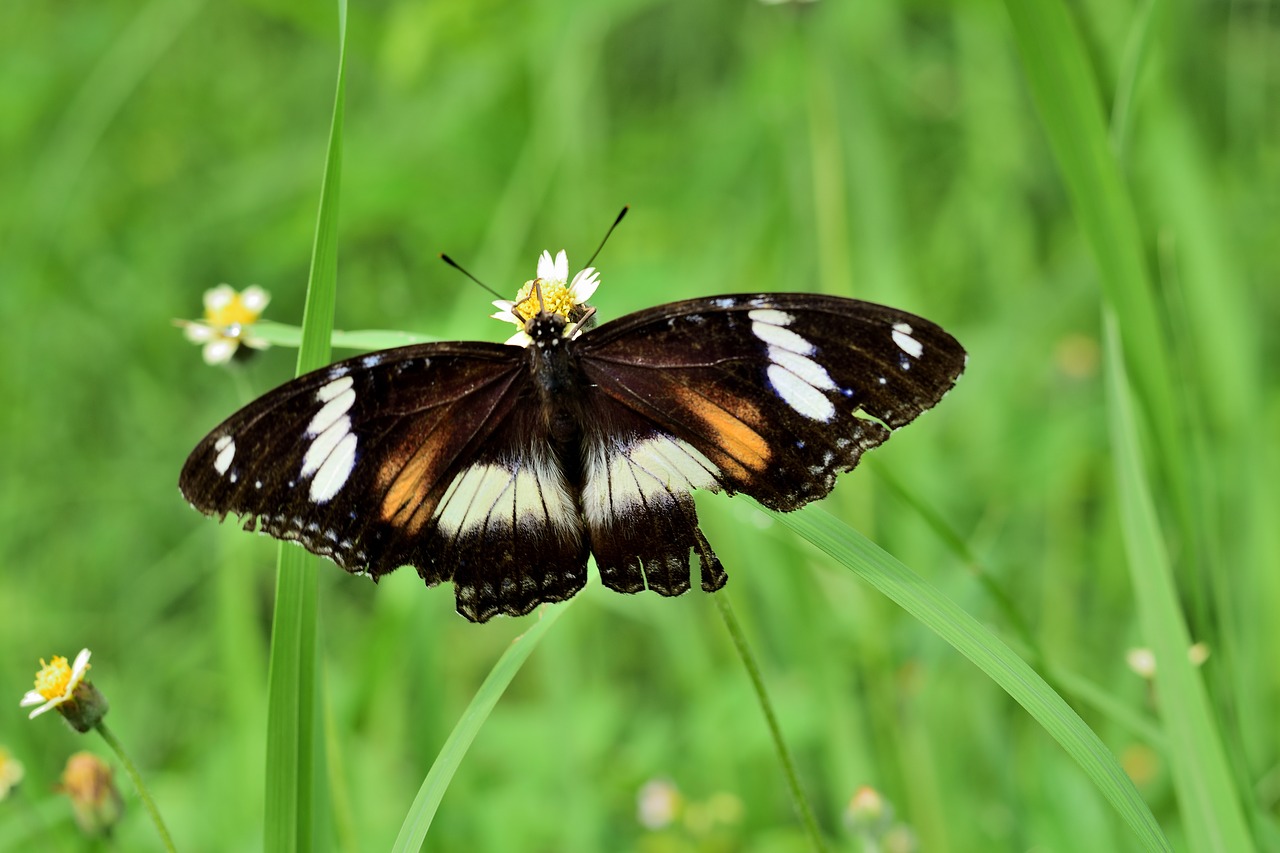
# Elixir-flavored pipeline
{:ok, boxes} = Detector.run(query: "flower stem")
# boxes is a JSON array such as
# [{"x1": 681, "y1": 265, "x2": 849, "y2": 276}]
[
  {"x1": 94, "y1": 722, "x2": 177, "y2": 852},
  {"x1": 713, "y1": 592, "x2": 828, "y2": 853}
]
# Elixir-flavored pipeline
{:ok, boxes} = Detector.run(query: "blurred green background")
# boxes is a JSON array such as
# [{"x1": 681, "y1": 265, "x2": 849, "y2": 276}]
[{"x1": 2, "y1": 0, "x2": 1277, "y2": 850}]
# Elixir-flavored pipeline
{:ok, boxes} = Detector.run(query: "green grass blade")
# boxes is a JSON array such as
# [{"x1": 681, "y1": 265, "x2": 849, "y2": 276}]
[
  {"x1": 247, "y1": 321, "x2": 436, "y2": 352},
  {"x1": 1000, "y1": 0, "x2": 1197, "y2": 577},
  {"x1": 391, "y1": 603, "x2": 571, "y2": 852},
  {"x1": 762, "y1": 501, "x2": 1172, "y2": 852},
  {"x1": 1103, "y1": 314, "x2": 1255, "y2": 852},
  {"x1": 263, "y1": 2, "x2": 347, "y2": 850},
  {"x1": 1109, "y1": 0, "x2": 1163, "y2": 158},
  {"x1": 1000, "y1": 0, "x2": 1175, "y2": 433}
]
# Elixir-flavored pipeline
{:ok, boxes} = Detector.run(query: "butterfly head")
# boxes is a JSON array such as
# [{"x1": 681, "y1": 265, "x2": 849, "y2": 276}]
[{"x1": 491, "y1": 250, "x2": 601, "y2": 347}]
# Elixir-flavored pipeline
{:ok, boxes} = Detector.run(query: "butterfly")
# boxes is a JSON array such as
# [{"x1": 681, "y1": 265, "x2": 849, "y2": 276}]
[{"x1": 180, "y1": 249, "x2": 966, "y2": 622}]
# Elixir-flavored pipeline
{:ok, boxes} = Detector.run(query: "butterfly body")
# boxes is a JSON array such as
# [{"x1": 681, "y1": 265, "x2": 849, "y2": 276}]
[{"x1": 181, "y1": 283, "x2": 966, "y2": 622}]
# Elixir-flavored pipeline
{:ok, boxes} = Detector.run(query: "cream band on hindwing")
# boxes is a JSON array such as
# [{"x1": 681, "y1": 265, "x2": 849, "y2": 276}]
[
  {"x1": 581, "y1": 434, "x2": 721, "y2": 530},
  {"x1": 432, "y1": 451, "x2": 579, "y2": 539}
]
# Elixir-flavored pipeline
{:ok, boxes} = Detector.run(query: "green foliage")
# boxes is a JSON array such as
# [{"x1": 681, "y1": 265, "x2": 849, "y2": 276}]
[{"x1": 2, "y1": 0, "x2": 1277, "y2": 850}]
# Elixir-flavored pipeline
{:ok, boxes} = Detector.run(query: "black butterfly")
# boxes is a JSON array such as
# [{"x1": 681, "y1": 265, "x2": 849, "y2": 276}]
[{"x1": 180, "y1": 251, "x2": 966, "y2": 622}]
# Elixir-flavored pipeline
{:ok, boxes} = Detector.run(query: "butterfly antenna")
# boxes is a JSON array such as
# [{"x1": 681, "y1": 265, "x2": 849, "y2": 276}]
[
  {"x1": 583, "y1": 205, "x2": 629, "y2": 270},
  {"x1": 532, "y1": 280, "x2": 546, "y2": 316},
  {"x1": 439, "y1": 253, "x2": 507, "y2": 302},
  {"x1": 566, "y1": 305, "x2": 597, "y2": 338}
]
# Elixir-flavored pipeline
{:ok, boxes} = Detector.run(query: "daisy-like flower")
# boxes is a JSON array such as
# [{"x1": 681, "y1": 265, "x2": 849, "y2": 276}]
[
  {"x1": 0, "y1": 747, "x2": 24, "y2": 800},
  {"x1": 20, "y1": 649, "x2": 108, "y2": 732},
  {"x1": 180, "y1": 284, "x2": 271, "y2": 365},
  {"x1": 491, "y1": 250, "x2": 601, "y2": 346}
]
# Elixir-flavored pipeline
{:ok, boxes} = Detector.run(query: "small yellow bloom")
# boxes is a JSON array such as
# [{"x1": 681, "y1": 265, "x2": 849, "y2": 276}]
[
  {"x1": 58, "y1": 752, "x2": 124, "y2": 837},
  {"x1": 0, "y1": 747, "x2": 24, "y2": 800},
  {"x1": 20, "y1": 648, "x2": 108, "y2": 732},
  {"x1": 180, "y1": 284, "x2": 272, "y2": 364},
  {"x1": 21, "y1": 649, "x2": 91, "y2": 719},
  {"x1": 491, "y1": 250, "x2": 600, "y2": 346}
]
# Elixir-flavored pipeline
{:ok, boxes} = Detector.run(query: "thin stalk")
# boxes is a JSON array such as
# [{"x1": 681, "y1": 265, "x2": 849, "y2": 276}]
[
  {"x1": 95, "y1": 721, "x2": 176, "y2": 852},
  {"x1": 713, "y1": 593, "x2": 828, "y2": 853}
]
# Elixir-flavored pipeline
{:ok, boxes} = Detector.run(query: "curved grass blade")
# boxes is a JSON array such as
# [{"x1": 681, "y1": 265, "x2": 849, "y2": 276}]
[
  {"x1": 761, "y1": 500, "x2": 1172, "y2": 852},
  {"x1": 391, "y1": 602, "x2": 571, "y2": 852},
  {"x1": 264, "y1": 1, "x2": 347, "y2": 850},
  {"x1": 1103, "y1": 314, "x2": 1255, "y2": 852}
]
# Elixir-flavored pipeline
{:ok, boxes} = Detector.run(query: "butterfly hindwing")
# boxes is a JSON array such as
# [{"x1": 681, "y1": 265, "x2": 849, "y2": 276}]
[
  {"x1": 576, "y1": 293, "x2": 966, "y2": 513},
  {"x1": 578, "y1": 398, "x2": 727, "y2": 598},
  {"x1": 179, "y1": 342, "x2": 589, "y2": 620}
]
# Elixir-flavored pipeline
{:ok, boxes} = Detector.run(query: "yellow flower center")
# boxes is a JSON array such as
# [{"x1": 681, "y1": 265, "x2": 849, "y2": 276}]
[
  {"x1": 33, "y1": 655, "x2": 82, "y2": 701},
  {"x1": 510, "y1": 278, "x2": 576, "y2": 323},
  {"x1": 206, "y1": 293, "x2": 263, "y2": 328}
]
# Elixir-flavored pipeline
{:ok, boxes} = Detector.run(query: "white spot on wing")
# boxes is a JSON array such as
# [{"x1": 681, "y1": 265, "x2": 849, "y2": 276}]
[
  {"x1": 747, "y1": 308, "x2": 793, "y2": 326},
  {"x1": 767, "y1": 364, "x2": 835, "y2": 421},
  {"x1": 213, "y1": 436, "x2": 235, "y2": 475},
  {"x1": 767, "y1": 346, "x2": 836, "y2": 390},
  {"x1": 316, "y1": 375, "x2": 354, "y2": 403},
  {"x1": 892, "y1": 323, "x2": 923, "y2": 358},
  {"x1": 752, "y1": 319, "x2": 815, "y2": 355},
  {"x1": 301, "y1": 416, "x2": 351, "y2": 478},
  {"x1": 361, "y1": 354, "x2": 383, "y2": 368},
  {"x1": 310, "y1": 433, "x2": 357, "y2": 503},
  {"x1": 306, "y1": 386, "x2": 355, "y2": 436}
]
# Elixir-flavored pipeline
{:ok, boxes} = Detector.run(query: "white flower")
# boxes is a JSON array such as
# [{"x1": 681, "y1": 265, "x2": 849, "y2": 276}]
[
  {"x1": 21, "y1": 649, "x2": 92, "y2": 719},
  {"x1": 180, "y1": 284, "x2": 272, "y2": 365},
  {"x1": 491, "y1": 250, "x2": 601, "y2": 347}
]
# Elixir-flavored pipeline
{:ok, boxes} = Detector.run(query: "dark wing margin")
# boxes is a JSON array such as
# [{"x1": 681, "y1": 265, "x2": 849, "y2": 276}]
[
  {"x1": 179, "y1": 342, "x2": 588, "y2": 622},
  {"x1": 573, "y1": 292, "x2": 965, "y2": 592}
]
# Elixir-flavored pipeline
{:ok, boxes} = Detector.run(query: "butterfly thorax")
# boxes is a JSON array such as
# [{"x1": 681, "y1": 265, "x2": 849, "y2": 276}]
[{"x1": 523, "y1": 309, "x2": 586, "y2": 455}]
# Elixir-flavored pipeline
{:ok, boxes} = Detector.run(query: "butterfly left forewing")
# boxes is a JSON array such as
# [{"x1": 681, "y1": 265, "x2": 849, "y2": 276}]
[
  {"x1": 180, "y1": 343, "x2": 589, "y2": 621},
  {"x1": 576, "y1": 293, "x2": 966, "y2": 511},
  {"x1": 568, "y1": 292, "x2": 963, "y2": 598}
]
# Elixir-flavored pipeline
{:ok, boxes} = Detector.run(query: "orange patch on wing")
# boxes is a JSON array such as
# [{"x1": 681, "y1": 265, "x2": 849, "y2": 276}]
[
  {"x1": 380, "y1": 438, "x2": 447, "y2": 534},
  {"x1": 665, "y1": 384, "x2": 771, "y2": 478}
]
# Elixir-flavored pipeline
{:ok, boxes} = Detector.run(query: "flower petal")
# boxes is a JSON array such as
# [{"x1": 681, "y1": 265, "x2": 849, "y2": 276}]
[
  {"x1": 570, "y1": 268, "x2": 600, "y2": 303},
  {"x1": 203, "y1": 284, "x2": 237, "y2": 313},
  {"x1": 19, "y1": 690, "x2": 45, "y2": 708},
  {"x1": 551, "y1": 250, "x2": 569, "y2": 283},
  {"x1": 537, "y1": 250, "x2": 556, "y2": 282},
  {"x1": 203, "y1": 338, "x2": 237, "y2": 365},
  {"x1": 182, "y1": 322, "x2": 216, "y2": 343},
  {"x1": 240, "y1": 286, "x2": 270, "y2": 313},
  {"x1": 503, "y1": 330, "x2": 533, "y2": 347},
  {"x1": 70, "y1": 649, "x2": 91, "y2": 682}
]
